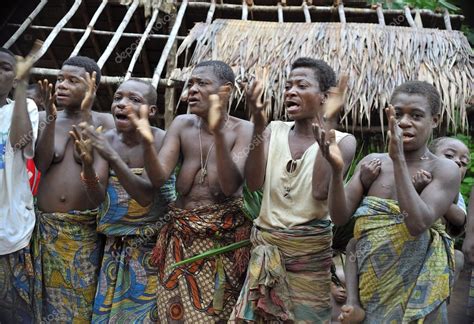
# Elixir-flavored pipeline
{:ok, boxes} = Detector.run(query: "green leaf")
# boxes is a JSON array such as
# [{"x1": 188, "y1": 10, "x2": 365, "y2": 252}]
[{"x1": 172, "y1": 239, "x2": 251, "y2": 268}]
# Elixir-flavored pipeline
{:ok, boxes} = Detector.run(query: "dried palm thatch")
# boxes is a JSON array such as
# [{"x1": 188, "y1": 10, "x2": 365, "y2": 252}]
[{"x1": 172, "y1": 19, "x2": 473, "y2": 131}]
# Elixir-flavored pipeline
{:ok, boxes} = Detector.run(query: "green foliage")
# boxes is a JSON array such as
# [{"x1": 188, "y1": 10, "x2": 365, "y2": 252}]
[
  {"x1": 242, "y1": 185, "x2": 263, "y2": 221},
  {"x1": 367, "y1": 0, "x2": 460, "y2": 13},
  {"x1": 454, "y1": 134, "x2": 474, "y2": 203}
]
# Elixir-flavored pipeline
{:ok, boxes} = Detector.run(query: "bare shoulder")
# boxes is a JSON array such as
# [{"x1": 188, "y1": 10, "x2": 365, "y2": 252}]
[
  {"x1": 228, "y1": 116, "x2": 253, "y2": 134},
  {"x1": 171, "y1": 114, "x2": 196, "y2": 129},
  {"x1": 433, "y1": 157, "x2": 460, "y2": 180},
  {"x1": 93, "y1": 111, "x2": 115, "y2": 130},
  {"x1": 151, "y1": 126, "x2": 166, "y2": 142}
]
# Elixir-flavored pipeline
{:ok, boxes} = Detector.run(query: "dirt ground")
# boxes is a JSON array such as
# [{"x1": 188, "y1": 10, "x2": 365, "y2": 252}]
[{"x1": 448, "y1": 268, "x2": 474, "y2": 324}]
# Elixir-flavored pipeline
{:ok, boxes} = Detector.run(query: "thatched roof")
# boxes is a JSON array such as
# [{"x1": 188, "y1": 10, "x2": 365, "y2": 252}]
[{"x1": 173, "y1": 19, "x2": 473, "y2": 131}]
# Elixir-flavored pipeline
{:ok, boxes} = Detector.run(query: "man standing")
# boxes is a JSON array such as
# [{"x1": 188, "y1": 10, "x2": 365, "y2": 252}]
[
  {"x1": 0, "y1": 44, "x2": 40, "y2": 323},
  {"x1": 33, "y1": 56, "x2": 113, "y2": 322}
]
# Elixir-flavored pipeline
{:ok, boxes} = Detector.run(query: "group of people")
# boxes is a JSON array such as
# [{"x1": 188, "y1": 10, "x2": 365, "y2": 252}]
[{"x1": 0, "y1": 40, "x2": 473, "y2": 324}]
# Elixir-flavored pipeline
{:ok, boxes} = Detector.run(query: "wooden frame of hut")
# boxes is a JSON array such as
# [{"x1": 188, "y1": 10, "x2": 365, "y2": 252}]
[{"x1": 1, "y1": 0, "x2": 472, "y2": 133}]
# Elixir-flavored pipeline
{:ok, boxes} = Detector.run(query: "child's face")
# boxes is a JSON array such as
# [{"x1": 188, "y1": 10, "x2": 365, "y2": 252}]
[
  {"x1": 0, "y1": 52, "x2": 16, "y2": 98},
  {"x1": 435, "y1": 139, "x2": 470, "y2": 179},
  {"x1": 390, "y1": 92, "x2": 438, "y2": 152},
  {"x1": 111, "y1": 80, "x2": 155, "y2": 132}
]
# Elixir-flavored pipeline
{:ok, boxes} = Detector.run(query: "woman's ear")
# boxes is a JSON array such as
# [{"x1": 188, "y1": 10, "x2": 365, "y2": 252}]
[
  {"x1": 431, "y1": 113, "x2": 440, "y2": 128},
  {"x1": 148, "y1": 105, "x2": 157, "y2": 118},
  {"x1": 321, "y1": 92, "x2": 328, "y2": 105}
]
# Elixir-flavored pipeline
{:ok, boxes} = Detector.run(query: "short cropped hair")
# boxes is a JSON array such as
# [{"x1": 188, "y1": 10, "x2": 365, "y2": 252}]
[
  {"x1": 391, "y1": 81, "x2": 441, "y2": 115},
  {"x1": 0, "y1": 48, "x2": 16, "y2": 63},
  {"x1": 429, "y1": 137, "x2": 467, "y2": 154},
  {"x1": 195, "y1": 60, "x2": 235, "y2": 85},
  {"x1": 62, "y1": 56, "x2": 101, "y2": 86},
  {"x1": 126, "y1": 78, "x2": 157, "y2": 105},
  {"x1": 291, "y1": 57, "x2": 336, "y2": 92}
]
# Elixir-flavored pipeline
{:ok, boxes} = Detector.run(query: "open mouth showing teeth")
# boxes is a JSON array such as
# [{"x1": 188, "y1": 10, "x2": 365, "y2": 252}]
[
  {"x1": 403, "y1": 134, "x2": 414, "y2": 139},
  {"x1": 188, "y1": 98, "x2": 199, "y2": 103}
]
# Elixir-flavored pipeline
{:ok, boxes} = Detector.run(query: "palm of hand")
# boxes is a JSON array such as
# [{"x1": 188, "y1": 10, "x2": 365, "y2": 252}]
[{"x1": 128, "y1": 105, "x2": 153, "y2": 144}]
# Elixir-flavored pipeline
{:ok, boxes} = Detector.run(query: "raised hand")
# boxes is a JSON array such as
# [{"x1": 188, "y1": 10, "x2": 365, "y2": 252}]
[
  {"x1": 15, "y1": 40, "x2": 43, "y2": 81},
  {"x1": 360, "y1": 158, "x2": 382, "y2": 190},
  {"x1": 69, "y1": 125, "x2": 94, "y2": 166},
  {"x1": 208, "y1": 85, "x2": 231, "y2": 134},
  {"x1": 80, "y1": 71, "x2": 97, "y2": 122},
  {"x1": 127, "y1": 104, "x2": 154, "y2": 144},
  {"x1": 246, "y1": 80, "x2": 269, "y2": 129},
  {"x1": 313, "y1": 123, "x2": 344, "y2": 173},
  {"x1": 323, "y1": 74, "x2": 348, "y2": 123},
  {"x1": 38, "y1": 79, "x2": 57, "y2": 120},
  {"x1": 386, "y1": 105, "x2": 404, "y2": 160},
  {"x1": 79, "y1": 122, "x2": 116, "y2": 162},
  {"x1": 412, "y1": 169, "x2": 432, "y2": 193}
]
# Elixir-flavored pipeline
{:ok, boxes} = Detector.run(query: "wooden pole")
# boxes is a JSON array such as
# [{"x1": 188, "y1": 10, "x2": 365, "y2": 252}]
[
  {"x1": 70, "y1": 0, "x2": 108, "y2": 57},
  {"x1": 97, "y1": 0, "x2": 140, "y2": 68},
  {"x1": 277, "y1": 3, "x2": 284, "y2": 23},
  {"x1": 7, "y1": 23, "x2": 187, "y2": 40},
  {"x1": 164, "y1": 9, "x2": 178, "y2": 129},
  {"x1": 152, "y1": 0, "x2": 188, "y2": 89},
  {"x1": 302, "y1": 1, "x2": 311, "y2": 23},
  {"x1": 338, "y1": 3, "x2": 346, "y2": 24},
  {"x1": 30, "y1": 67, "x2": 175, "y2": 86},
  {"x1": 125, "y1": 8, "x2": 160, "y2": 79},
  {"x1": 242, "y1": 0, "x2": 248, "y2": 21},
  {"x1": 183, "y1": 2, "x2": 463, "y2": 21},
  {"x1": 206, "y1": 0, "x2": 216, "y2": 24},
  {"x1": 443, "y1": 9, "x2": 452, "y2": 31},
  {"x1": 404, "y1": 6, "x2": 416, "y2": 27},
  {"x1": 31, "y1": 0, "x2": 83, "y2": 63},
  {"x1": 376, "y1": 4, "x2": 385, "y2": 25},
  {"x1": 3, "y1": 0, "x2": 48, "y2": 48}
]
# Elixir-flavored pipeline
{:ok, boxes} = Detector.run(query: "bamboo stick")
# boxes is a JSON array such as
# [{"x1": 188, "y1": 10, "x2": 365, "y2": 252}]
[
  {"x1": 376, "y1": 4, "x2": 385, "y2": 25},
  {"x1": 414, "y1": 9, "x2": 423, "y2": 28},
  {"x1": 30, "y1": 67, "x2": 175, "y2": 86},
  {"x1": 31, "y1": 0, "x2": 83, "y2": 63},
  {"x1": 132, "y1": 11, "x2": 152, "y2": 77},
  {"x1": 443, "y1": 9, "x2": 452, "y2": 31},
  {"x1": 164, "y1": 11, "x2": 178, "y2": 129},
  {"x1": 338, "y1": 3, "x2": 346, "y2": 24},
  {"x1": 125, "y1": 8, "x2": 160, "y2": 79},
  {"x1": 152, "y1": 0, "x2": 188, "y2": 89},
  {"x1": 206, "y1": 0, "x2": 216, "y2": 24},
  {"x1": 183, "y1": 2, "x2": 464, "y2": 21},
  {"x1": 404, "y1": 6, "x2": 416, "y2": 27},
  {"x1": 7, "y1": 23, "x2": 187, "y2": 40},
  {"x1": 97, "y1": 0, "x2": 140, "y2": 68},
  {"x1": 302, "y1": 1, "x2": 311, "y2": 23},
  {"x1": 3, "y1": 0, "x2": 48, "y2": 48},
  {"x1": 277, "y1": 2, "x2": 284, "y2": 23},
  {"x1": 70, "y1": 0, "x2": 108, "y2": 57},
  {"x1": 242, "y1": 0, "x2": 248, "y2": 21}
]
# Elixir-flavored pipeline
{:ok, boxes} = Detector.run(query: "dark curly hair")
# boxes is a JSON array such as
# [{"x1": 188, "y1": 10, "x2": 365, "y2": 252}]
[
  {"x1": 62, "y1": 56, "x2": 101, "y2": 86},
  {"x1": 290, "y1": 57, "x2": 337, "y2": 92},
  {"x1": 391, "y1": 81, "x2": 441, "y2": 115}
]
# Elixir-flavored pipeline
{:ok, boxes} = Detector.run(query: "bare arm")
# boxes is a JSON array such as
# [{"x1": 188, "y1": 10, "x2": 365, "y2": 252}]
[
  {"x1": 208, "y1": 89, "x2": 253, "y2": 196},
  {"x1": 462, "y1": 187, "x2": 474, "y2": 265},
  {"x1": 9, "y1": 81, "x2": 34, "y2": 155},
  {"x1": 386, "y1": 107, "x2": 461, "y2": 236},
  {"x1": 243, "y1": 80, "x2": 270, "y2": 192},
  {"x1": 444, "y1": 204, "x2": 467, "y2": 227},
  {"x1": 130, "y1": 106, "x2": 181, "y2": 189},
  {"x1": 81, "y1": 126, "x2": 154, "y2": 207},
  {"x1": 34, "y1": 81, "x2": 57, "y2": 172},
  {"x1": 314, "y1": 127, "x2": 365, "y2": 226},
  {"x1": 312, "y1": 75, "x2": 349, "y2": 200},
  {"x1": 70, "y1": 126, "x2": 108, "y2": 206},
  {"x1": 312, "y1": 134, "x2": 356, "y2": 200}
]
